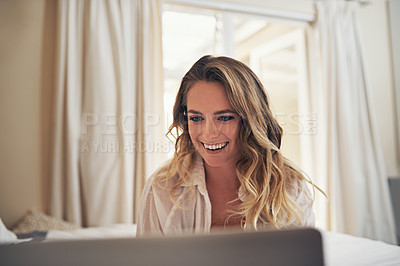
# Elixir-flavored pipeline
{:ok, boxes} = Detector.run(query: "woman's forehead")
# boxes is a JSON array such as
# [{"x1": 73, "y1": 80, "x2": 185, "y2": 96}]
[{"x1": 186, "y1": 81, "x2": 233, "y2": 112}]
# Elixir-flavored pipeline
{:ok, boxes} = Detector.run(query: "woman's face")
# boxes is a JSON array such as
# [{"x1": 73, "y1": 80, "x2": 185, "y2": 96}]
[{"x1": 186, "y1": 81, "x2": 241, "y2": 168}]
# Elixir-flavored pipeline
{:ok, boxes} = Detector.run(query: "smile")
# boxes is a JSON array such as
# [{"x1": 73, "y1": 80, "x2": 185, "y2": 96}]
[{"x1": 202, "y1": 142, "x2": 229, "y2": 151}]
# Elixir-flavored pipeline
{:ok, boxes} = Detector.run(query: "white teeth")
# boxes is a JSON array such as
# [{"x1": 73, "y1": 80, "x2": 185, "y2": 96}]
[{"x1": 203, "y1": 142, "x2": 228, "y2": 150}]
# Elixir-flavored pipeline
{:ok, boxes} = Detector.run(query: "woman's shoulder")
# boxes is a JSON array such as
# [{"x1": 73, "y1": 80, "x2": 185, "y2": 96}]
[
  {"x1": 144, "y1": 158, "x2": 179, "y2": 192},
  {"x1": 286, "y1": 175, "x2": 313, "y2": 201},
  {"x1": 281, "y1": 175, "x2": 315, "y2": 226},
  {"x1": 137, "y1": 159, "x2": 181, "y2": 236},
  {"x1": 147, "y1": 152, "x2": 202, "y2": 189},
  {"x1": 283, "y1": 159, "x2": 313, "y2": 200},
  {"x1": 139, "y1": 159, "x2": 180, "y2": 216}
]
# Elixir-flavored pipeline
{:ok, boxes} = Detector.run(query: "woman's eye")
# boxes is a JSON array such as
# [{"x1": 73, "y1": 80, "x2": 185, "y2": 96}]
[
  {"x1": 218, "y1": 116, "x2": 234, "y2": 122},
  {"x1": 189, "y1": 116, "x2": 203, "y2": 122}
]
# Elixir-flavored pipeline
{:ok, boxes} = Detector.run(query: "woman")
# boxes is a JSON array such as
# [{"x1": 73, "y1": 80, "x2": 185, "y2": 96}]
[{"x1": 137, "y1": 55, "x2": 316, "y2": 236}]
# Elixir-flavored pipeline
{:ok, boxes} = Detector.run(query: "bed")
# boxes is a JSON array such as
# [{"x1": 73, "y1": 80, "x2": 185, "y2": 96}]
[
  {"x1": 1, "y1": 218, "x2": 400, "y2": 265},
  {"x1": 45, "y1": 226, "x2": 400, "y2": 265}
]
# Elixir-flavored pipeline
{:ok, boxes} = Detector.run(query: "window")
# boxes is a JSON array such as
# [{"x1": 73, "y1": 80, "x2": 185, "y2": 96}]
[{"x1": 162, "y1": 4, "x2": 312, "y2": 168}]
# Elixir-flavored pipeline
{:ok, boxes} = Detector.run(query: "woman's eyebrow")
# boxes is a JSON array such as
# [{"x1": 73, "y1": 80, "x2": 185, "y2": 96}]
[
  {"x1": 213, "y1": 109, "x2": 235, "y2": 115},
  {"x1": 187, "y1": 110, "x2": 202, "y2": 115},
  {"x1": 187, "y1": 109, "x2": 235, "y2": 115}
]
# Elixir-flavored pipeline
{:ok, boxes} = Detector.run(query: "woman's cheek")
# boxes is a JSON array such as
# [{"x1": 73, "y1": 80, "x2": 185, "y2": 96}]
[{"x1": 188, "y1": 124, "x2": 201, "y2": 145}]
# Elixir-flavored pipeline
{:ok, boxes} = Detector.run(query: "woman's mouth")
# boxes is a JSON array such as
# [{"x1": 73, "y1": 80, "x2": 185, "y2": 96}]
[{"x1": 202, "y1": 142, "x2": 229, "y2": 151}]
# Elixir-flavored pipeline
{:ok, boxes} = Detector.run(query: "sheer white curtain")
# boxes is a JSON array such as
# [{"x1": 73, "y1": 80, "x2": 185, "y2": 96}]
[
  {"x1": 307, "y1": 0, "x2": 397, "y2": 244},
  {"x1": 49, "y1": 0, "x2": 165, "y2": 226}
]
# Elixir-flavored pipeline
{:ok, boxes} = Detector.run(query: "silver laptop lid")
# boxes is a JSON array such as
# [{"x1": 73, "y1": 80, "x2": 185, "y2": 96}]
[{"x1": 0, "y1": 227, "x2": 324, "y2": 266}]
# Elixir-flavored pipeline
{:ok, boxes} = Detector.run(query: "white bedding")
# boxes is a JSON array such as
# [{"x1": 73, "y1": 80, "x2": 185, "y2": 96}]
[
  {"x1": 42, "y1": 225, "x2": 400, "y2": 265},
  {"x1": 321, "y1": 230, "x2": 400, "y2": 266},
  {"x1": 45, "y1": 223, "x2": 137, "y2": 241}
]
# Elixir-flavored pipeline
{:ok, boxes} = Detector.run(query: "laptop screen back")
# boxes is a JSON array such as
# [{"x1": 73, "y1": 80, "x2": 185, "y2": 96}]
[{"x1": 0, "y1": 228, "x2": 324, "y2": 266}]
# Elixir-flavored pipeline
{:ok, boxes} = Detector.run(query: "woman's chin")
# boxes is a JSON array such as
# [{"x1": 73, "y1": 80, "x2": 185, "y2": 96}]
[{"x1": 200, "y1": 154, "x2": 238, "y2": 168}]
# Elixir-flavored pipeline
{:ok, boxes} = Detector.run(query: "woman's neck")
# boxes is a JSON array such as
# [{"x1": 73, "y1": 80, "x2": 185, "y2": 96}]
[{"x1": 204, "y1": 161, "x2": 239, "y2": 191}]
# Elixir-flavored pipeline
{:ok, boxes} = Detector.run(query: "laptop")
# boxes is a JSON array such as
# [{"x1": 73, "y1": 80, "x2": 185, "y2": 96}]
[{"x1": 0, "y1": 227, "x2": 324, "y2": 266}]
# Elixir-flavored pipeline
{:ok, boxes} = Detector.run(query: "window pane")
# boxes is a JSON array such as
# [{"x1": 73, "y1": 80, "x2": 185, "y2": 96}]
[
  {"x1": 162, "y1": 7, "x2": 308, "y2": 168},
  {"x1": 162, "y1": 8, "x2": 223, "y2": 156}
]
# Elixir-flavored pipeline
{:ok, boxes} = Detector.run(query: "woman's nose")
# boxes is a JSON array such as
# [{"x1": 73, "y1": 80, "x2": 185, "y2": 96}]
[{"x1": 201, "y1": 119, "x2": 221, "y2": 139}]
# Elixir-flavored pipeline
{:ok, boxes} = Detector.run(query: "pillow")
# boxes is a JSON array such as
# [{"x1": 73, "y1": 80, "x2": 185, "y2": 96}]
[
  {"x1": 0, "y1": 218, "x2": 18, "y2": 244},
  {"x1": 10, "y1": 209, "x2": 80, "y2": 234},
  {"x1": 0, "y1": 218, "x2": 32, "y2": 245}
]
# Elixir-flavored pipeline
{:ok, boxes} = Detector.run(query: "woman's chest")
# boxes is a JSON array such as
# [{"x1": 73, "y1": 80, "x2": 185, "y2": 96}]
[{"x1": 207, "y1": 189, "x2": 242, "y2": 228}]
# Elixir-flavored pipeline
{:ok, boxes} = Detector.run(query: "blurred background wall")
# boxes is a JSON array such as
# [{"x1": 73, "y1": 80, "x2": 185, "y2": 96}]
[{"x1": 0, "y1": 0, "x2": 50, "y2": 227}]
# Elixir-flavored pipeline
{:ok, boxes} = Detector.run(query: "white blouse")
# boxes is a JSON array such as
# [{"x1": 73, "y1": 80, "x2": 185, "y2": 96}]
[{"x1": 137, "y1": 153, "x2": 315, "y2": 236}]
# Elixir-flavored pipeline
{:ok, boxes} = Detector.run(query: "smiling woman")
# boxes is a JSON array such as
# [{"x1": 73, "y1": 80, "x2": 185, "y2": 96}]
[
  {"x1": 137, "y1": 55, "x2": 319, "y2": 236},
  {"x1": 187, "y1": 81, "x2": 241, "y2": 169}
]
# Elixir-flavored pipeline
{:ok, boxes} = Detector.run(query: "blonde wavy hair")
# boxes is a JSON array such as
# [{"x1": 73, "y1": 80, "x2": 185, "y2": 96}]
[{"x1": 155, "y1": 55, "x2": 319, "y2": 229}]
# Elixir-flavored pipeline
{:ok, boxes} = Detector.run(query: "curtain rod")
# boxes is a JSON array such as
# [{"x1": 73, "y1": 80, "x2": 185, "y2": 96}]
[
  {"x1": 163, "y1": 0, "x2": 316, "y2": 23},
  {"x1": 313, "y1": 0, "x2": 370, "y2": 6}
]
